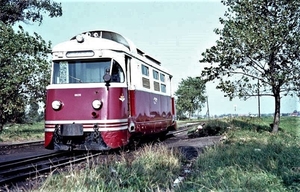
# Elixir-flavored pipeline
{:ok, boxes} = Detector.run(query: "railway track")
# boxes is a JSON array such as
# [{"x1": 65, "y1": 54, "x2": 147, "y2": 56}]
[
  {"x1": 0, "y1": 151, "x2": 101, "y2": 188},
  {"x1": 169, "y1": 122, "x2": 203, "y2": 136},
  {"x1": 0, "y1": 140, "x2": 44, "y2": 151},
  {"x1": 0, "y1": 122, "x2": 203, "y2": 189}
]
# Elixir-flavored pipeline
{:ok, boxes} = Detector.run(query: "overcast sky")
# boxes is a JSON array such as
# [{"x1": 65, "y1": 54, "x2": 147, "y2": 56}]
[{"x1": 21, "y1": 0, "x2": 299, "y2": 116}]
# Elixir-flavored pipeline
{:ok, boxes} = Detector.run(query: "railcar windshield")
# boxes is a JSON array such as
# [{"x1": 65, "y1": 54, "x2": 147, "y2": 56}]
[{"x1": 52, "y1": 59, "x2": 125, "y2": 84}]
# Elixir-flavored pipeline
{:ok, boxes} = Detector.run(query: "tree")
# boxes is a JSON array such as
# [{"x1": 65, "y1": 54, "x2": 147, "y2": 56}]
[
  {"x1": 0, "y1": 0, "x2": 62, "y2": 25},
  {"x1": 175, "y1": 77, "x2": 207, "y2": 120},
  {"x1": 26, "y1": 101, "x2": 43, "y2": 123},
  {"x1": 0, "y1": 0, "x2": 62, "y2": 131},
  {"x1": 0, "y1": 23, "x2": 51, "y2": 130},
  {"x1": 200, "y1": 0, "x2": 300, "y2": 133}
]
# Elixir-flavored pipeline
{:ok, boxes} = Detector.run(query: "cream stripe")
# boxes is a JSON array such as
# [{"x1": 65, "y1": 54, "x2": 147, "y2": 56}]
[
  {"x1": 45, "y1": 126, "x2": 128, "y2": 132},
  {"x1": 45, "y1": 119, "x2": 128, "y2": 124}
]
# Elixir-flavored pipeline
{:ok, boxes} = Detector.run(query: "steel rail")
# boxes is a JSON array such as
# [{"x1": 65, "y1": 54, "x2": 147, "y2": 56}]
[
  {"x1": 168, "y1": 122, "x2": 203, "y2": 136},
  {"x1": 0, "y1": 152, "x2": 61, "y2": 169},
  {"x1": 0, "y1": 140, "x2": 44, "y2": 151},
  {"x1": 0, "y1": 151, "x2": 99, "y2": 187}
]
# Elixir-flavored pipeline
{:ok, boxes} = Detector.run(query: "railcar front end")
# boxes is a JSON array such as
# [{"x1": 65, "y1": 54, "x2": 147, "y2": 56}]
[{"x1": 45, "y1": 49, "x2": 130, "y2": 150}]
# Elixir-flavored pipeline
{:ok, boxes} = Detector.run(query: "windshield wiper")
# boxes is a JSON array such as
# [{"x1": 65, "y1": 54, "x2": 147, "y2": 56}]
[{"x1": 69, "y1": 75, "x2": 83, "y2": 83}]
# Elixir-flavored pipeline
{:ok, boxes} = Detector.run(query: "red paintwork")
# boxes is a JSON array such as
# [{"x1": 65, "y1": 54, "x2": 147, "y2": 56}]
[
  {"x1": 45, "y1": 132, "x2": 53, "y2": 148},
  {"x1": 45, "y1": 87, "x2": 130, "y2": 149},
  {"x1": 45, "y1": 87, "x2": 128, "y2": 120},
  {"x1": 101, "y1": 130, "x2": 130, "y2": 148},
  {"x1": 45, "y1": 87, "x2": 175, "y2": 150},
  {"x1": 171, "y1": 97, "x2": 176, "y2": 115},
  {"x1": 129, "y1": 90, "x2": 173, "y2": 134}
]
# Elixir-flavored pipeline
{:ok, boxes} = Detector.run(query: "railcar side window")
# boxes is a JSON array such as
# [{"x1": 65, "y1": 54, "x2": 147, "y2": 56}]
[
  {"x1": 142, "y1": 77, "x2": 150, "y2": 89},
  {"x1": 153, "y1": 70, "x2": 159, "y2": 80},
  {"x1": 142, "y1": 65, "x2": 149, "y2": 76},
  {"x1": 154, "y1": 81, "x2": 160, "y2": 91},
  {"x1": 161, "y1": 84, "x2": 166, "y2": 93},
  {"x1": 160, "y1": 73, "x2": 165, "y2": 82}
]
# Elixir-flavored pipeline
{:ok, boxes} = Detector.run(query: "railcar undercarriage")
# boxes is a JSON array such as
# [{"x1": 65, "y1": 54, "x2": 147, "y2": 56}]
[{"x1": 53, "y1": 124, "x2": 110, "y2": 151}]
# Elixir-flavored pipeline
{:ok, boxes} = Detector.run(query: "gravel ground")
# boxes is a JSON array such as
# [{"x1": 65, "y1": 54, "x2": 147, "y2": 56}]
[{"x1": 164, "y1": 130, "x2": 223, "y2": 160}]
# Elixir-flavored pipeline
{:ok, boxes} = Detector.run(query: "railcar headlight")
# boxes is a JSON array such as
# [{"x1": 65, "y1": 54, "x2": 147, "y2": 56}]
[
  {"x1": 52, "y1": 100, "x2": 62, "y2": 110},
  {"x1": 92, "y1": 100, "x2": 102, "y2": 110},
  {"x1": 76, "y1": 34, "x2": 84, "y2": 43}
]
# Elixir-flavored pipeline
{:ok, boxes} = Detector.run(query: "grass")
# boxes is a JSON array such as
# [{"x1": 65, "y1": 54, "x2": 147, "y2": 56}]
[
  {"x1": 0, "y1": 122, "x2": 44, "y2": 142},
  {"x1": 2, "y1": 117, "x2": 300, "y2": 191},
  {"x1": 181, "y1": 134, "x2": 300, "y2": 191},
  {"x1": 37, "y1": 144, "x2": 182, "y2": 192},
  {"x1": 181, "y1": 116, "x2": 300, "y2": 192}
]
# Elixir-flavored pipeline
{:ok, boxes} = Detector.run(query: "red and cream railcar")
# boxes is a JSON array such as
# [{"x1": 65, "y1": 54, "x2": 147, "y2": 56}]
[{"x1": 44, "y1": 30, "x2": 176, "y2": 150}]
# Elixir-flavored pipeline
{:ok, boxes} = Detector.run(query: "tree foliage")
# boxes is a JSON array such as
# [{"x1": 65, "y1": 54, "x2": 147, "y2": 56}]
[
  {"x1": 0, "y1": 23, "x2": 51, "y2": 129},
  {"x1": 0, "y1": 0, "x2": 62, "y2": 130},
  {"x1": 26, "y1": 102, "x2": 44, "y2": 123},
  {"x1": 0, "y1": 0, "x2": 62, "y2": 25},
  {"x1": 175, "y1": 77, "x2": 206, "y2": 120},
  {"x1": 200, "y1": 0, "x2": 300, "y2": 132}
]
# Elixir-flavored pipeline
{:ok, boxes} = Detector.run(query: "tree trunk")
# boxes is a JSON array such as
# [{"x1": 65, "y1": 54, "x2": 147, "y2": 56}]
[
  {"x1": 272, "y1": 93, "x2": 281, "y2": 133},
  {"x1": 0, "y1": 115, "x2": 3, "y2": 132}
]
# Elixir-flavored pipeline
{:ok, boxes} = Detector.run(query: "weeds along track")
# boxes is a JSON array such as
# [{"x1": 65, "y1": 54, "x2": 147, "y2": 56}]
[{"x1": 0, "y1": 151, "x2": 102, "y2": 188}]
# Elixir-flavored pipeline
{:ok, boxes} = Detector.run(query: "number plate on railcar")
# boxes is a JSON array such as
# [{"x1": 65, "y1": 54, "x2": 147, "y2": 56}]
[{"x1": 61, "y1": 124, "x2": 84, "y2": 136}]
